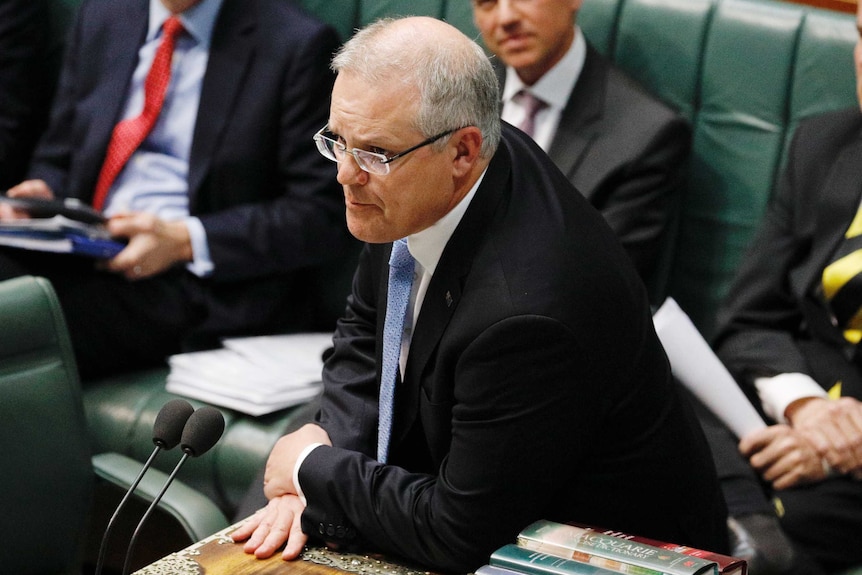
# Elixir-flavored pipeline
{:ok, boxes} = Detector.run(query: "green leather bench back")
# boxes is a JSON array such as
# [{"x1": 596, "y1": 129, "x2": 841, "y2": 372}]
[
  {"x1": 0, "y1": 276, "x2": 93, "y2": 573},
  {"x1": 580, "y1": 0, "x2": 857, "y2": 338}
]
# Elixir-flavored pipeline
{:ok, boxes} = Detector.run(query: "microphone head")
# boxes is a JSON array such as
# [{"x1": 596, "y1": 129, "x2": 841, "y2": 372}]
[
  {"x1": 152, "y1": 399, "x2": 195, "y2": 450},
  {"x1": 180, "y1": 406, "x2": 225, "y2": 457}
]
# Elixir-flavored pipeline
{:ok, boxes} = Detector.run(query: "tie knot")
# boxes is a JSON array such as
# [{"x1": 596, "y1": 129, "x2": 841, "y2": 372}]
[
  {"x1": 162, "y1": 15, "x2": 184, "y2": 40},
  {"x1": 389, "y1": 238, "x2": 414, "y2": 269}
]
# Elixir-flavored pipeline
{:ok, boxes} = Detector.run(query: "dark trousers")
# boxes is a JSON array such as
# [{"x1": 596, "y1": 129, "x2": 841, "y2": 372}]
[{"x1": 0, "y1": 248, "x2": 200, "y2": 380}]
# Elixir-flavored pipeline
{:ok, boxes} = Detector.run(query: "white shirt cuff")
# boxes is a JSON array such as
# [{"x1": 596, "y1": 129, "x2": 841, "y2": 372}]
[
  {"x1": 184, "y1": 216, "x2": 214, "y2": 277},
  {"x1": 754, "y1": 372, "x2": 829, "y2": 423},
  {"x1": 293, "y1": 443, "x2": 324, "y2": 506}
]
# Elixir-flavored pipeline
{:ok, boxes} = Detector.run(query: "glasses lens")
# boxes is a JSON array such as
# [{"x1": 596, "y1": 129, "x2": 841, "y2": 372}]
[
  {"x1": 314, "y1": 133, "x2": 338, "y2": 163},
  {"x1": 354, "y1": 150, "x2": 389, "y2": 175}
]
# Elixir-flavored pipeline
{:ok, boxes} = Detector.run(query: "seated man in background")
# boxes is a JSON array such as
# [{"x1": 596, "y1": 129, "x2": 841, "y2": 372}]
[
  {"x1": 471, "y1": 0, "x2": 690, "y2": 290},
  {"x1": 231, "y1": 16, "x2": 728, "y2": 574},
  {"x1": 710, "y1": 3, "x2": 862, "y2": 572},
  {"x1": 0, "y1": 0, "x2": 62, "y2": 189},
  {"x1": 0, "y1": 0, "x2": 349, "y2": 380}
]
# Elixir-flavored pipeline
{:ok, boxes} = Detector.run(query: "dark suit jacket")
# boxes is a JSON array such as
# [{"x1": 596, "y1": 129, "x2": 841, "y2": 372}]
[
  {"x1": 26, "y1": 0, "x2": 349, "y2": 340},
  {"x1": 0, "y1": 0, "x2": 62, "y2": 189},
  {"x1": 714, "y1": 108, "x2": 862, "y2": 401},
  {"x1": 498, "y1": 43, "x2": 691, "y2": 288},
  {"x1": 299, "y1": 125, "x2": 728, "y2": 573}
]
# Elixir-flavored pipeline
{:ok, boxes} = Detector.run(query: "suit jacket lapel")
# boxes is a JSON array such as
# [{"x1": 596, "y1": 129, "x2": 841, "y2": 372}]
[
  {"x1": 804, "y1": 133, "x2": 862, "y2": 293},
  {"x1": 188, "y1": 0, "x2": 255, "y2": 203},
  {"x1": 84, "y1": 3, "x2": 149, "y2": 196},
  {"x1": 391, "y1": 144, "x2": 512, "y2": 445},
  {"x1": 546, "y1": 43, "x2": 604, "y2": 196}
]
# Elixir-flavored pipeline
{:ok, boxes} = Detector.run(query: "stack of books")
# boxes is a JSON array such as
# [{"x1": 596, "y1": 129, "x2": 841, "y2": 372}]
[{"x1": 478, "y1": 520, "x2": 746, "y2": 575}]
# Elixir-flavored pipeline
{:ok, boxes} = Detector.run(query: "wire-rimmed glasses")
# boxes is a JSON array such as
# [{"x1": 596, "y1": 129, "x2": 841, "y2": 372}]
[{"x1": 313, "y1": 126, "x2": 457, "y2": 175}]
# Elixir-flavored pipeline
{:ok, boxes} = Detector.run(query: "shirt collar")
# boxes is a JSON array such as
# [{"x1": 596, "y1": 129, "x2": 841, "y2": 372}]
[
  {"x1": 405, "y1": 168, "x2": 487, "y2": 277},
  {"x1": 148, "y1": 0, "x2": 224, "y2": 48},
  {"x1": 502, "y1": 25, "x2": 586, "y2": 111}
]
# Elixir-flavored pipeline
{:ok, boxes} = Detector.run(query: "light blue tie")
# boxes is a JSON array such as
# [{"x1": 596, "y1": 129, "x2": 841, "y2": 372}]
[{"x1": 378, "y1": 238, "x2": 415, "y2": 463}]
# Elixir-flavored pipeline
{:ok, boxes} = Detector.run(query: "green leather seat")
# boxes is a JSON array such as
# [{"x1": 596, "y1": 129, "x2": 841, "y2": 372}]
[{"x1": 0, "y1": 275, "x2": 93, "y2": 574}]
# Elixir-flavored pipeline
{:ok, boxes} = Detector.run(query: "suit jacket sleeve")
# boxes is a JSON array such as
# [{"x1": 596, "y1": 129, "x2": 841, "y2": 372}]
[{"x1": 593, "y1": 109, "x2": 690, "y2": 281}]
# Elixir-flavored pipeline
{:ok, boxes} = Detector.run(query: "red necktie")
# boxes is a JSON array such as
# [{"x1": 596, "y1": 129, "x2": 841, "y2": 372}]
[{"x1": 92, "y1": 16, "x2": 184, "y2": 211}]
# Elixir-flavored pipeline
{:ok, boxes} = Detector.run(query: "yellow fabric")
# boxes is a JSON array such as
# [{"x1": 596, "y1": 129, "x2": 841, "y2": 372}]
[
  {"x1": 822, "y1": 249, "x2": 862, "y2": 301},
  {"x1": 829, "y1": 380, "x2": 843, "y2": 400}
]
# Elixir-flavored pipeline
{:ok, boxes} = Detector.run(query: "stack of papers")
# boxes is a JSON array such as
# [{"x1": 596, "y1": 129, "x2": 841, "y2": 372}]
[
  {"x1": 166, "y1": 332, "x2": 333, "y2": 416},
  {"x1": 0, "y1": 215, "x2": 125, "y2": 258}
]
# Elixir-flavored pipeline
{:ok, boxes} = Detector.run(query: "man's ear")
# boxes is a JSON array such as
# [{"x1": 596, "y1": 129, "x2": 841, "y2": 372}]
[{"x1": 451, "y1": 126, "x2": 483, "y2": 177}]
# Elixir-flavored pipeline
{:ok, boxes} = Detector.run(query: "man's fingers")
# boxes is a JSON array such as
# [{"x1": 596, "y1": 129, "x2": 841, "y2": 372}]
[{"x1": 231, "y1": 510, "x2": 264, "y2": 542}]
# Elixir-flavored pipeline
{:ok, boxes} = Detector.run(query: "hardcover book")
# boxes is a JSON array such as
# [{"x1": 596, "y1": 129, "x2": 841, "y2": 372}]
[
  {"x1": 565, "y1": 523, "x2": 746, "y2": 575},
  {"x1": 517, "y1": 521, "x2": 719, "y2": 575},
  {"x1": 490, "y1": 544, "x2": 621, "y2": 575}
]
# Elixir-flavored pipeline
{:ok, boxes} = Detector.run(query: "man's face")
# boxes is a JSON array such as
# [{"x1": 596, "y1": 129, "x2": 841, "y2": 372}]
[
  {"x1": 856, "y1": 2, "x2": 862, "y2": 111},
  {"x1": 472, "y1": 0, "x2": 581, "y2": 86},
  {"x1": 328, "y1": 72, "x2": 463, "y2": 244}
]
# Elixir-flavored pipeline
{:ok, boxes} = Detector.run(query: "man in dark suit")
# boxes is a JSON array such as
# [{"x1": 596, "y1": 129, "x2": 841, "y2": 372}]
[
  {"x1": 709, "y1": 6, "x2": 862, "y2": 570},
  {"x1": 0, "y1": 0, "x2": 348, "y2": 379},
  {"x1": 711, "y1": 110, "x2": 862, "y2": 572},
  {"x1": 231, "y1": 16, "x2": 728, "y2": 574},
  {"x1": 471, "y1": 0, "x2": 690, "y2": 292}
]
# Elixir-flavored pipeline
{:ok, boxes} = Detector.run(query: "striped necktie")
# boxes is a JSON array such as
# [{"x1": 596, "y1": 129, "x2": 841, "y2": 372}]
[
  {"x1": 377, "y1": 238, "x2": 415, "y2": 463},
  {"x1": 822, "y1": 205, "x2": 862, "y2": 343}
]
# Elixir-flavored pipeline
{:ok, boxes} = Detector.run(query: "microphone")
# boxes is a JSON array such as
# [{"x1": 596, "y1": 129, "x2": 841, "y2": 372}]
[
  {"x1": 93, "y1": 399, "x2": 194, "y2": 575},
  {"x1": 121, "y1": 406, "x2": 226, "y2": 575}
]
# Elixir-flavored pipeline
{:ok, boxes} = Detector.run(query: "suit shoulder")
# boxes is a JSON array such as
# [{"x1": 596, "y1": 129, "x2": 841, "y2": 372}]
[
  {"x1": 241, "y1": 0, "x2": 340, "y2": 44},
  {"x1": 793, "y1": 107, "x2": 862, "y2": 148}
]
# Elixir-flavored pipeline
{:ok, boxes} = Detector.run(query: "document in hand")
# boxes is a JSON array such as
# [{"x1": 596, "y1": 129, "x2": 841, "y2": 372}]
[
  {"x1": 166, "y1": 333, "x2": 333, "y2": 416},
  {"x1": 0, "y1": 214, "x2": 125, "y2": 258},
  {"x1": 652, "y1": 297, "x2": 765, "y2": 438}
]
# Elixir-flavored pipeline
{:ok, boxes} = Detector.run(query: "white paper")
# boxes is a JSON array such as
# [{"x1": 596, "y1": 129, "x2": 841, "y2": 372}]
[
  {"x1": 166, "y1": 332, "x2": 332, "y2": 416},
  {"x1": 653, "y1": 298, "x2": 766, "y2": 438}
]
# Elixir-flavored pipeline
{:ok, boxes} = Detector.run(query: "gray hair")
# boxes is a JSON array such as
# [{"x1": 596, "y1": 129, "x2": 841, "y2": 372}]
[{"x1": 331, "y1": 17, "x2": 501, "y2": 158}]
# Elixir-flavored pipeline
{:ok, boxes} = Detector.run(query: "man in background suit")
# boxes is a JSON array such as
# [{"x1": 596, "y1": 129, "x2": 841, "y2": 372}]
[
  {"x1": 471, "y1": 0, "x2": 690, "y2": 291},
  {"x1": 231, "y1": 16, "x2": 728, "y2": 574},
  {"x1": 709, "y1": 4, "x2": 862, "y2": 571},
  {"x1": 0, "y1": 0, "x2": 348, "y2": 379}
]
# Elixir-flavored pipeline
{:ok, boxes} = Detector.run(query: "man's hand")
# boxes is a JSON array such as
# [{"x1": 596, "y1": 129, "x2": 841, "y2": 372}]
[
  {"x1": 786, "y1": 396, "x2": 862, "y2": 478},
  {"x1": 739, "y1": 424, "x2": 828, "y2": 489},
  {"x1": 1, "y1": 179, "x2": 54, "y2": 219},
  {"x1": 231, "y1": 495, "x2": 309, "y2": 560},
  {"x1": 263, "y1": 423, "x2": 332, "y2": 499},
  {"x1": 103, "y1": 213, "x2": 193, "y2": 280}
]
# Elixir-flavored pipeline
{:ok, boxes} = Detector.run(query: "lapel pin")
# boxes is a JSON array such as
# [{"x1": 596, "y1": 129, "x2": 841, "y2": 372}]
[{"x1": 445, "y1": 291, "x2": 453, "y2": 308}]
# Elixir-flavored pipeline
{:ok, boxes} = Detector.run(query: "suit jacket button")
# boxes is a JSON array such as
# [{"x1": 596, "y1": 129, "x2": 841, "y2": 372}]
[
  {"x1": 326, "y1": 523, "x2": 336, "y2": 537},
  {"x1": 318, "y1": 522, "x2": 326, "y2": 535}
]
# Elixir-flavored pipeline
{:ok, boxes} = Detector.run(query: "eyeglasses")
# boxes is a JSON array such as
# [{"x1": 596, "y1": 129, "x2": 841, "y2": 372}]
[{"x1": 313, "y1": 126, "x2": 457, "y2": 175}]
